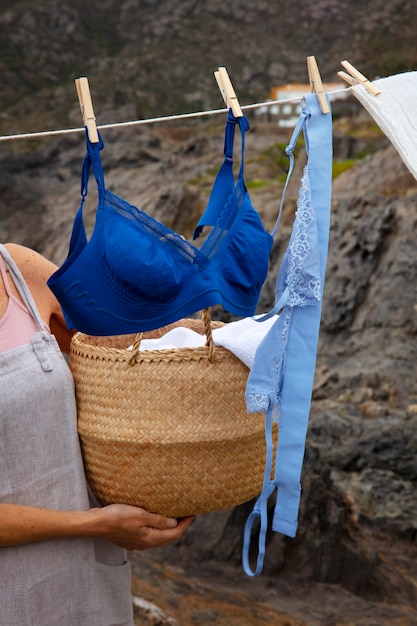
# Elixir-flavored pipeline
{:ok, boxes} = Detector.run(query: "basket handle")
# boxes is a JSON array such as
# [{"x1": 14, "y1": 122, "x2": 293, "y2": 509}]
[
  {"x1": 129, "y1": 308, "x2": 215, "y2": 366},
  {"x1": 201, "y1": 307, "x2": 215, "y2": 362}
]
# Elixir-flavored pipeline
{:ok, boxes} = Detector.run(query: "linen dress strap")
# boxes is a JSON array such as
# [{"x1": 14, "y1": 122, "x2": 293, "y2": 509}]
[
  {"x1": 0, "y1": 249, "x2": 44, "y2": 351},
  {"x1": 0, "y1": 244, "x2": 47, "y2": 331}
]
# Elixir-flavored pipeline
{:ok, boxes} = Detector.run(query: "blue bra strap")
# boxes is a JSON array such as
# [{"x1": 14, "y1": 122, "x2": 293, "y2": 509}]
[
  {"x1": 236, "y1": 114, "x2": 249, "y2": 181},
  {"x1": 242, "y1": 93, "x2": 332, "y2": 576},
  {"x1": 224, "y1": 110, "x2": 236, "y2": 160},
  {"x1": 68, "y1": 129, "x2": 106, "y2": 258},
  {"x1": 81, "y1": 128, "x2": 105, "y2": 203},
  {"x1": 193, "y1": 110, "x2": 250, "y2": 238}
]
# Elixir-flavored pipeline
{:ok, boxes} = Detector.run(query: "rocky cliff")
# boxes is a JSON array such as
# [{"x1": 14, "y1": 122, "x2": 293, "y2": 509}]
[{"x1": 1, "y1": 0, "x2": 417, "y2": 129}]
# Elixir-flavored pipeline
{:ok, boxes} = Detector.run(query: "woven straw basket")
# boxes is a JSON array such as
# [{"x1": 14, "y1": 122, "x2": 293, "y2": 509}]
[{"x1": 70, "y1": 309, "x2": 272, "y2": 518}]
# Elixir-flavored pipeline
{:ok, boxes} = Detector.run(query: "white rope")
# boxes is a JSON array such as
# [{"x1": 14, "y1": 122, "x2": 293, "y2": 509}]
[{"x1": 0, "y1": 87, "x2": 353, "y2": 143}]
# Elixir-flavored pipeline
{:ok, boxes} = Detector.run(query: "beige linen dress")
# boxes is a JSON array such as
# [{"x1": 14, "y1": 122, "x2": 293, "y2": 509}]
[{"x1": 0, "y1": 245, "x2": 134, "y2": 626}]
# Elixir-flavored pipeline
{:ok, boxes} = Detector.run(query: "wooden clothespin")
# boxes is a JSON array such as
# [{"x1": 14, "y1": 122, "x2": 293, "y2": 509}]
[
  {"x1": 307, "y1": 56, "x2": 330, "y2": 114},
  {"x1": 337, "y1": 60, "x2": 381, "y2": 96},
  {"x1": 75, "y1": 76, "x2": 99, "y2": 143},
  {"x1": 214, "y1": 66, "x2": 243, "y2": 118}
]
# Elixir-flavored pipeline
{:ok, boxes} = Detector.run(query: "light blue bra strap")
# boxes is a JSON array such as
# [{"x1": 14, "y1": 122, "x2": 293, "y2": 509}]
[
  {"x1": 271, "y1": 105, "x2": 310, "y2": 239},
  {"x1": 272, "y1": 93, "x2": 332, "y2": 536},
  {"x1": 252, "y1": 106, "x2": 310, "y2": 324},
  {"x1": 255, "y1": 285, "x2": 290, "y2": 322},
  {"x1": 242, "y1": 405, "x2": 277, "y2": 576}
]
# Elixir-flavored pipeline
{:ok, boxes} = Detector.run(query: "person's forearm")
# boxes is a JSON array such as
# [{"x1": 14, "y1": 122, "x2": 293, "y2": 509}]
[
  {"x1": 0, "y1": 502, "x2": 194, "y2": 551},
  {"x1": 0, "y1": 503, "x2": 93, "y2": 547}
]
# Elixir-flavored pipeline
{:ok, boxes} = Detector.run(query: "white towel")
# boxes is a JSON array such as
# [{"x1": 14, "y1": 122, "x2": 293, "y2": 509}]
[
  {"x1": 351, "y1": 71, "x2": 417, "y2": 181},
  {"x1": 134, "y1": 315, "x2": 277, "y2": 370},
  {"x1": 212, "y1": 315, "x2": 277, "y2": 369},
  {"x1": 136, "y1": 327, "x2": 205, "y2": 351}
]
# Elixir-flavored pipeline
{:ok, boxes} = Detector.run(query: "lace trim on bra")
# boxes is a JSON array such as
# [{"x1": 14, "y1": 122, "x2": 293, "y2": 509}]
[
  {"x1": 245, "y1": 308, "x2": 292, "y2": 421},
  {"x1": 284, "y1": 165, "x2": 321, "y2": 307},
  {"x1": 245, "y1": 166, "x2": 321, "y2": 420},
  {"x1": 104, "y1": 189, "x2": 205, "y2": 265},
  {"x1": 104, "y1": 176, "x2": 246, "y2": 267}
]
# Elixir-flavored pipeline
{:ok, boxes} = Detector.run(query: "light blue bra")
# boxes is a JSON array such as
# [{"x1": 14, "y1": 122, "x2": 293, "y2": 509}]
[{"x1": 242, "y1": 93, "x2": 333, "y2": 576}]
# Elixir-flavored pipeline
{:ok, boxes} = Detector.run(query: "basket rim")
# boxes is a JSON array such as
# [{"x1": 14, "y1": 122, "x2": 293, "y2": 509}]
[{"x1": 70, "y1": 330, "x2": 244, "y2": 365}]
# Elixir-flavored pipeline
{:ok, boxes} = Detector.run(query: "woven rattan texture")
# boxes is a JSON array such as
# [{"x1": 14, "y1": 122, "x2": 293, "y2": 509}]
[{"x1": 70, "y1": 318, "x2": 273, "y2": 517}]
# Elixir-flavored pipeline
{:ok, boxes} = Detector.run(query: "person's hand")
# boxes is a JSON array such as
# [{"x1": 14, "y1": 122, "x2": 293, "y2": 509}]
[{"x1": 88, "y1": 504, "x2": 194, "y2": 551}]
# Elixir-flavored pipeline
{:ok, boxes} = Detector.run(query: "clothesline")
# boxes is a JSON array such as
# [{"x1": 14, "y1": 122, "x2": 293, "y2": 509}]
[{"x1": 0, "y1": 86, "x2": 352, "y2": 143}]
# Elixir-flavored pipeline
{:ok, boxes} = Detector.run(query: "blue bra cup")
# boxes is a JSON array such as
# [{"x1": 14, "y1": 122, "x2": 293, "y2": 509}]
[{"x1": 48, "y1": 111, "x2": 274, "y2": 335}]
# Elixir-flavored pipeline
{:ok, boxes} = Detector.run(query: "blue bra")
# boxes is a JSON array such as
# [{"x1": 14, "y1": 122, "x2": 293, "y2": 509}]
[{"x1": 48, "y1": 112, "x2": 274, "y2": 335}]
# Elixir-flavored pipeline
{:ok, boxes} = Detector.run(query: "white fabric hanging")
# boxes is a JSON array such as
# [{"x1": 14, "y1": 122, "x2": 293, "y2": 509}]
[{"x1": 351, "y1": 71, "x2": 417, "y2": 181}]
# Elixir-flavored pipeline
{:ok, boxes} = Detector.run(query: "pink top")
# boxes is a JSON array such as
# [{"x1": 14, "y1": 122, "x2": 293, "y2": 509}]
[{"x1": 0, "y1": 253, "x2": 41, "y2": 351}]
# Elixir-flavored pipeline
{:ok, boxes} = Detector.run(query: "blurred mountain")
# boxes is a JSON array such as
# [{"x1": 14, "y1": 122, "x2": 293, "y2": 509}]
[{"x1": 1, "y1": 0, "x2": 417, "y2": 134}]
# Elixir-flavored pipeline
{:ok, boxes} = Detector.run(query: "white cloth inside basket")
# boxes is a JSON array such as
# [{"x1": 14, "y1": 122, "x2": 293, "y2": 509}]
[{"x1": 130, "y1": 315, "x2": 278, "y2": 370}]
